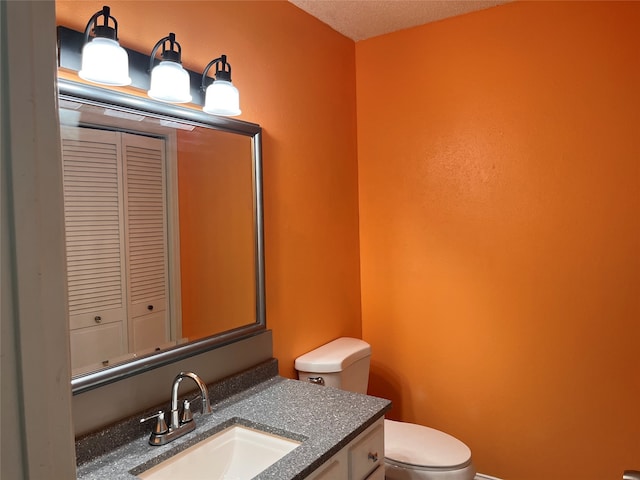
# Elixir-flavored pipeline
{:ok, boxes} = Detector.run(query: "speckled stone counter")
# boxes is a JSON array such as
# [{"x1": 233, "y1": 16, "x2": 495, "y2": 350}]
[{"x1": 76, "y1": 368, "x2": 391, "y2": 479}]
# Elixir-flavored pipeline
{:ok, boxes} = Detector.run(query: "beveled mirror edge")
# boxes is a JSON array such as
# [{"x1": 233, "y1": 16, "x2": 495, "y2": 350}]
[{"x1": 59, "y1": 79, "x2": 267, "y2": 395}]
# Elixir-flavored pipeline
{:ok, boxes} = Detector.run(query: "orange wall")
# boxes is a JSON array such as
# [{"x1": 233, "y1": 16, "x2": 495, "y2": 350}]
[
  {"x1": 55, "y1": 0, "x2": 362, "y2": 378},
  {"x1": 177, "y1": 128, "x2": 256, "y2": 339},
  {"x1": 357, "y1": 2, "x2": 640, "y2": 479}
]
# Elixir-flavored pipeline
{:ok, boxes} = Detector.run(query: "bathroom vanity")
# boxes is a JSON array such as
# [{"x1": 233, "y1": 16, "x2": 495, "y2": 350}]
[
  {"x1": 306, "y1": 418, "x2": 385, "y2": 480},
  {"x1": 75, "y1": 360, "x2": 390, "y2": 479}
]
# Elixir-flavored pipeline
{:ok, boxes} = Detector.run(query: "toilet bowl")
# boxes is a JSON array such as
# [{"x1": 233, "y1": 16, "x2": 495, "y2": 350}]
[
  {"x1": 384, "y1": 419, "x2": 475, "y2": 480},
  {"x1": 295, "y1": 337, "x2": 476, "y2": 480}
]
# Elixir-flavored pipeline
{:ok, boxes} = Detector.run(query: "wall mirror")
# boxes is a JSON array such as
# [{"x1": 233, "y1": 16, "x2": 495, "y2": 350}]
[{"x1": 58, "y1": 78, "x2": 265, "y2": 394}]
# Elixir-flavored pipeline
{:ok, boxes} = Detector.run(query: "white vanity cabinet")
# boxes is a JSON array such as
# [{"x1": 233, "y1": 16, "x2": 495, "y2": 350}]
[{"x1": 307, "y1": 417, "x2": 384, "y2": 480}]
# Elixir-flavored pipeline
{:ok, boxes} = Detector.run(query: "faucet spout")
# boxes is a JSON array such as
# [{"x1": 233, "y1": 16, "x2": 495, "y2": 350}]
[{"x1": 170, "y1": 371, "x2": 213, "y2": 429}]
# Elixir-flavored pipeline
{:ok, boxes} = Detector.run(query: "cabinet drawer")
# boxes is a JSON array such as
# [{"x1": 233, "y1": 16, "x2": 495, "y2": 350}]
[
  {"x1": 365, "y1": 465, "x2": 385, "y2": 480},
  {"x1": 130, "y1": 297, "x2": 166, "y2": 317},
  {"x1": 70, "y1": 322, "x2": 125, "y2": 370},
  {"x1": 349, "y1": 423, "x2": 384, "y2": 480},
  {"x1": 70, "y1": 307, "x2": 125, "y2": 330}
]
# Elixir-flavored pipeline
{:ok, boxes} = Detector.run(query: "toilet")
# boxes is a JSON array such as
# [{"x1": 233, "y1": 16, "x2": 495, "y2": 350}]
[{"x1": 295, "y1": 337, "x2": 476, "y2": 480}]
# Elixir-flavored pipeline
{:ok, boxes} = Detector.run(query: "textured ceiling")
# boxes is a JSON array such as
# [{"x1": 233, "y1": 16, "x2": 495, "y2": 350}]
[{"x1": 289, "y1": 0, "x2": 510, "y2": 41}]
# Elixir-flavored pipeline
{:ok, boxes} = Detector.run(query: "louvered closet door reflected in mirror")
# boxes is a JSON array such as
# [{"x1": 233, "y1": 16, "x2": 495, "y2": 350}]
[{"x1": 61, "y1": 126, "x2": 171, "y2": 374}]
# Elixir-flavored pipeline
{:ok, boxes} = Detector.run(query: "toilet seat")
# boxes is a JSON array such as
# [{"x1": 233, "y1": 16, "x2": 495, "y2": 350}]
[{"x1": 384, "y1": 420, "x2": 472, "y2": 470}]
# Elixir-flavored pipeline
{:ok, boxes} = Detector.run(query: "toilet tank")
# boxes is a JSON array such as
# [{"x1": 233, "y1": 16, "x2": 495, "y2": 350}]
[{"x1": 294, "y1": 337, "x2": 371, "y2": 394}]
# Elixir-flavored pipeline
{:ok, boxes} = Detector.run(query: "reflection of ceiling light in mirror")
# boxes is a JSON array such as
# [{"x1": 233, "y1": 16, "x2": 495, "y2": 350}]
[
  {"x1": 159, "y1": 120, "x2": 195, "y2": 131},
  {"x1": 103, "y1": 109, "x2": 145, "y2": 121},
  {"x1": 59, "y1": 109, "x2": 82, "y2": 126},
  {"x1": 59, "y1": 99, "x2": 83, "y2": 110}
]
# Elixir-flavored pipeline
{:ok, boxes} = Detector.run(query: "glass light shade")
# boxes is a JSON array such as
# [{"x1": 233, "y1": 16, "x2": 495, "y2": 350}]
[
  {"x1": 203, "y1": 80, "x2": 241, "y2": 116},
  {"x1": 148, "y1": 61, "x2": 192, "y2": 104},
  {"x1": 79, "y1": 37, "x2": 131, "y2": 86}
]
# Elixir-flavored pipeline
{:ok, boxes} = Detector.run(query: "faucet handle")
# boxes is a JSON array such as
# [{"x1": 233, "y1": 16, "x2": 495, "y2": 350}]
[
  {"x1": 186, "y1": 393, "x2": 213, "y2": 415},
  {"x1": 180, "y1": 399, "x2": 193, "y2": 424},
  {"x1": 140, "y1": 411, "x2": 169, "y2": 434}
]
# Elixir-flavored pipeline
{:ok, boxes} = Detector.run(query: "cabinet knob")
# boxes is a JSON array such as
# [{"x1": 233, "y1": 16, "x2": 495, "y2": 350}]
[
  {"x1": 368, "y1": 452, "x2": 379, "y2": 462},
  {"x1": 147, "y1": 304, "x2": 154, "y2": 311},
  {"x1": 94, "y1": 315, "x2": 102, "y2": 323}
]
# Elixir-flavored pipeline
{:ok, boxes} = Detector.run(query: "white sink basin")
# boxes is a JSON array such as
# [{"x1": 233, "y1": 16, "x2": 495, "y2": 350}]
[{"x1": 138, "y1": 424, "x2": 301, "y2": 480}]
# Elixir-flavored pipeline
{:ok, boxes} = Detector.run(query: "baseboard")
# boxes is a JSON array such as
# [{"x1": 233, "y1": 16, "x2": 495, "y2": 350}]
[{"x1": 476, "y1": 474, "x2": 503, "y2": 480}]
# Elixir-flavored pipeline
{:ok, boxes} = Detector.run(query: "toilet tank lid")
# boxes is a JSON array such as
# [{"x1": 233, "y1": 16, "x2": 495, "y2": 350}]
[{"x1": 294, "y1": 337, "x2": 371, "y2": 373}]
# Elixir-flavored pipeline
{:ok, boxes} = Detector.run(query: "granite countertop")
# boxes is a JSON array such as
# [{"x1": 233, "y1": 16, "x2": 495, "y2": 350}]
[{"x1": 76, "y1": 375, "x2": 391, "y2": 479}]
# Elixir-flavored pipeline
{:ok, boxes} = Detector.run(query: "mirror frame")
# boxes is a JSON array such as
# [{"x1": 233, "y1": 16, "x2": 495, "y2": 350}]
[{"x1": 59, "y1": 78, "x2": 266, "y2": 394}]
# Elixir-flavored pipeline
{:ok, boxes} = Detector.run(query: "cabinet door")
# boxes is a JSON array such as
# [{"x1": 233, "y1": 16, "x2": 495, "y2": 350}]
[
  {"x1": 69, "y1": 322, "x2": 125, "y2": 370},
  {"x1": 306, "y1": 418, "x2": 385, "y2": 480},
  {"x1": 132, "y1": 310, "x2": 168, "y2": 352},
  {"x1": 307, "y1": 459, "x2": 343, "y2": 480},
  {"x1": 349, "y1": 421, "x2": 384, "y2": 480},
  {"x1": 305, "y1": 451, "x2": 347, "y2": 480},
  {"x1": 364, "y1": 465, "x2": 384, "y2": 480},
  {"x1": 122, "y1": 134, "x2": 170, "y2": 350},
  {"x1": 61, "y1": 126, "x2": 128, "y2": 370}
]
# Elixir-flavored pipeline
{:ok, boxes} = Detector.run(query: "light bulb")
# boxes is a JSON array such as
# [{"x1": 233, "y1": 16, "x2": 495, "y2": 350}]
[
  {"x1": 148, "y1": 61, "x2": 192, "y2": 104},
  {"x1": 79, "y1": 37, "x2": 131, "y2": 86},
  {"x1": 203, "y1": 80, "x2": 241, "y2": 116}
]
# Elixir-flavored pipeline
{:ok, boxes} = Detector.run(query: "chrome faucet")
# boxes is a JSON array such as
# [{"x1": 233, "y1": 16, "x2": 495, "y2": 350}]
[
  {"x1": 170, "y1": 371, "x2": 213, "y2": 429},
  {"x1": 141, "y1": 371, "x2": 213, "y2": 446}
]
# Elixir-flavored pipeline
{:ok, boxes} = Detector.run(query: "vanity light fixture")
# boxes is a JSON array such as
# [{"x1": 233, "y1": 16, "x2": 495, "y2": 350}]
[
  {"x1": 60, "y1": 23, "x2": 244, "y2": 112},
  {"x1": 78, "y1": 6, "x2": 131, "y2": 86},
  {"x1": 201, "y1": 55, "x2": 241, "y2": 117},
  {"x1": 148, "y1": 33, "x2": 192, "y2": 104}
]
